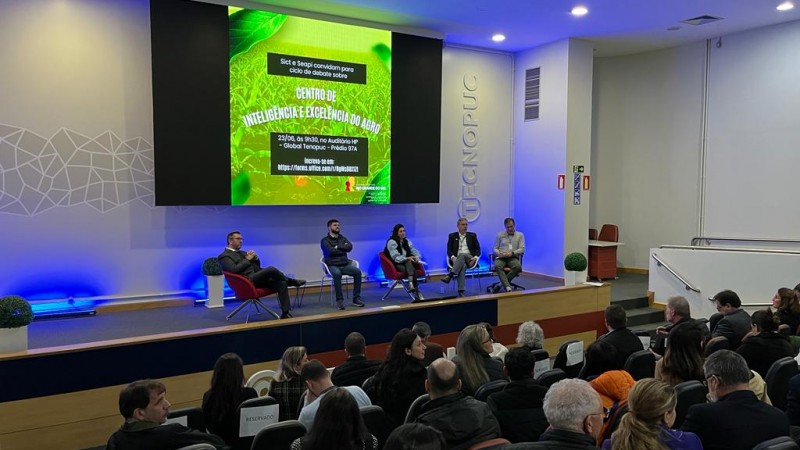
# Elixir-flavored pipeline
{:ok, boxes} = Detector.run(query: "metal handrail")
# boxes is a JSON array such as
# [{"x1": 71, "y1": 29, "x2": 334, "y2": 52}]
[
  {"x1": 660, "y1": 245, "x2": 800, "y2": 255},
  {"x1": 691, "y1": 236, "x2": 800, "y2": 246},
  {"x1": 651, "y1": 253, "x2": 701, "y2": 293}
]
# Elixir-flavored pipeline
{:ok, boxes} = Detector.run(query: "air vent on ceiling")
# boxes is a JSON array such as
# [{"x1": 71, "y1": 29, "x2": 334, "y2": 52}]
[
  {"x1": 524, "y1": 67, "x2": 540, "y2": 121},
  {"x1": 681, "y1": 15, "x2": 724, "y2": 26}
]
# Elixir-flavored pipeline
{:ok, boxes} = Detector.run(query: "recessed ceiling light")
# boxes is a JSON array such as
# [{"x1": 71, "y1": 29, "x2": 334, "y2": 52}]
[
  {"x1": 571, "y1": 5, "x2": 589, "y2": 16},
  {"x1": 491, "y1": 34, "x2": 506, "y2": 42},
  {"x1": 777, "y1": 1, "x2": 794, "y2": 11}
]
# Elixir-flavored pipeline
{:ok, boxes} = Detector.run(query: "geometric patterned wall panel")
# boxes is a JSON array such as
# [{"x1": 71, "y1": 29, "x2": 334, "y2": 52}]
[{"x1": 0, "y1": 124, "x2": 154, "y2": 215}]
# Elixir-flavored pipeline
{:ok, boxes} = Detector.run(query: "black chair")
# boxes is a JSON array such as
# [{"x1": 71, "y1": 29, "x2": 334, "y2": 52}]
[
  {"x1": 601, "y1": 403, "x2": 629, "y2": 442},
  {"x1": 624, "y1": 350, "x2": 655, "y2": 380},
  {"x1": 530, "y1": 349, "x2": 551, "y2": 378},
  {"x1": 766, "y1": 357, "x2": 799, "y2": 411},
  {"x1": 474, "y1": 379, "x2": 509, "y2": 402},
  {"x1": 752, "y1": 436, "x2": 800, "y2": 450},
  {"x1": 297, "y1": 391, "x2": 307, "y2": 418},
  {"x1": 673, "y1": 380, "x2": 707, "y2": 429},
  {"x1": 166, "y1": 406, "x2": 205, "y2": 432},
  {"x1": 362, "y1": 375, "x2": 376, "y2": 399},
  {"x1": 486, "y1": 254, "x2": 525, "y2": 293},
  {"x1": 236, "y1": 396, "x2": 280, "y2": 450},
  {"x1": 251, "y1": 420, "x2": 306, "y2": 450},
  {"x1": 553, "y1": 340, "x2": 584, "y2": 378},
  {"x1": 361, "y1": 405, "x2": 392, "y2": 449},
  {"x1": 536, "y1": 369, "x2": 567, "y2": 388},
  {"x1": 634, "y1": 330, "x2": 652, "y2": 350},
  {"x1": 404, "y1": 393, "x2": 430, "y2": 423}
]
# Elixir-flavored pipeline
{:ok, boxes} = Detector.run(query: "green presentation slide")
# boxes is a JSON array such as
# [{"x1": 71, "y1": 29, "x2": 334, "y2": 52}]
[{"x1": 229, "y1": 8, "x2": 392, "y2": 205}]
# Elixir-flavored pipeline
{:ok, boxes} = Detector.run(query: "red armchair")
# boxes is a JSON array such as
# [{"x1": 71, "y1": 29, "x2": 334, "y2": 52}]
[
  {"x1": 378, "y1": 252, "x2": 426, "y2": 301},
  {"x1": 222, "y1": 271, "x2": 280, "y2": 322}
]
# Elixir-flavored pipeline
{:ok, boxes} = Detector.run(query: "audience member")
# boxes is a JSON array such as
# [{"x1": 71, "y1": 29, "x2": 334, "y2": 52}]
[
  {"x1": 506, "y1": 378, "x2": 604, "y2": 449},
  {"x1": 320, "y1": 218, "x2": 363, "y2": 310},
  {"x1": 581, "y1": 339, "x2": 621, "y2": 381},
  {"x1": 297, "y1": 360, "x2": 371, "y2": 431},
  {"x1": 413, "y1": 321, "x2": 445, "y2": 366},
  {"x1": 415, "y1": 358, "x2": 501, "y2": 450},
  {"x1": 454, "y1": 324, "x2": 506, "y2": 396},
  {"x1": 482, "y1": 322, "x2": 509, "y2": 360},
  {"x1": 442, "y1": 217, "x2": 481, "y2": 297},
  {"x1": 601, "y1": 378, "x2": 701, "y2": 450},
  {"x1": 681, "y1": 350, "x2": 790, "y2": 450},
  {"x1": 385, "y1": 223, "x2": 423, "y2": 299},
  {"x1": 516, "y1": 320, "x2": 544, "y2": 351},
  {"x1": 702, "y1": 335, "x2": 730, "y2": 357},
  {"x1": 218, "y1": 231, "x2": 305, "y2": 319},
  {"x1": 270, "y1": 346, "x2": 308, "y2": 421},
  {"x1": 384, "y1": 423, "x2": 446, "y2": 450},
  {"x1": 748, "y1": 369, "x2": 772, "y2": 405},
  {"x1": 487, "y1": 347, "x2": 549, "y2": 443},
  {"x1": 372, "y1": 328, "x2": 428, "y2": 427},
  {"x1": 106, "y1": 379, "x2": 227, "y2": 450},
  {"x1": 709, "y1": 289, "x2": 751, "y2": 349},
  {"x1": 600, "y1": 305, "x2": 644, "y2": 369},
  {"x1": 291, "y1": 387, "x2": 378, "y2": 450},
  {"x1": 590, "y1": 370, "x2": 635, "y2": 442},
  {"x1": 492, "y1": 217, "x2": 525, "y2": 292},
  {"x1": 652, "y1": 296, "x2": 709, "y2": 356},
  {"x1": 772, "y1": 287, "x2": 800, "y2": 335},
  {"x1": 202, "y1": 353, "x2": 258, "y2": 448},
  {"x1": 655, "y1": 324, "x2": 705, "y2": 386},
  {"x1": 331, "y1": 332, "x2": 381, "y2": 388},
  {"x1": 736, "y1": 308, "x2": 795, "y2": 378},
  {"x1": 785, "y1": 373, "x2": 800, "y2": 426}
]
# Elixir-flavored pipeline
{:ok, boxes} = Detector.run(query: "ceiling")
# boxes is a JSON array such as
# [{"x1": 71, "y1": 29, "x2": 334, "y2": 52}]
[{"x1": 229, "y1": 0, "x2": 800, "y2": 56}]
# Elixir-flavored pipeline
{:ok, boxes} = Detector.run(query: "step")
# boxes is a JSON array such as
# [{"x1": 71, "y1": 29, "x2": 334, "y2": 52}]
[
  {"x1": 611, "y1": 296, "x2": 649, "y2": 310},
  {"x1": 625, "y1": 307, "x2": 665, "y2": 328}
]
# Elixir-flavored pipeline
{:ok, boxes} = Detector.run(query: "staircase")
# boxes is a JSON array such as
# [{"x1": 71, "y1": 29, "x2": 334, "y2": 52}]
[{"x1": 613, "y1": 295, "x2": 665, "y2": 337}]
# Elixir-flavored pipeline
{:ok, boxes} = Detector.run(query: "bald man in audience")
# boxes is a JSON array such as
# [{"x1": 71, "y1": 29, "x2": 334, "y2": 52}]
[{"x1": 414, "y1": 358, "x2": 500, "y2": 450}]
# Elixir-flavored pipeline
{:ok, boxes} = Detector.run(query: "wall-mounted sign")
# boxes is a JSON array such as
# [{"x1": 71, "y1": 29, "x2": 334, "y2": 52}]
[{"x1": 557, "y1": 174, "x2": 565, "y2": 190}]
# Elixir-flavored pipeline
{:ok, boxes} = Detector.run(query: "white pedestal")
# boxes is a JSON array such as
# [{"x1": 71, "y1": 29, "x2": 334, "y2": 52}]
[
  {"x1": 564, "y1": 270, "x2": 587, "y2": 286},
  {"x1": 205, "y1": 275, "x2": 224, "y2": 309},
  {"x1": 0, "y1": 326, "x2": 28, "y2": 353}
]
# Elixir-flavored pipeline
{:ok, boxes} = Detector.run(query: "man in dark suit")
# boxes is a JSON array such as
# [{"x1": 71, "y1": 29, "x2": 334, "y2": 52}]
[
  {"x1": 442, "y1": 217, "x2": 480, "y2": 297},
  {"x1": 599, "y1": 304, "x2": 644, "y2": 369},
  {"x1": 681, "y1": 350, "x2": 790, "y2": 450},
  {"x1": 331, "y1": 332, "x2": 381, "y2": 387},
  {"x1": 710, "y1": 289, "x2": 752, "y2": 349},
  {"x1": 413, "y1": 321, "x2": 445, "y2": 366},
  {"x1": 487, "y1": 348, "x2": 549, "y2": 443},
  {"x1": 218, "y1": 231, "x2": 305, "y2": 319}
]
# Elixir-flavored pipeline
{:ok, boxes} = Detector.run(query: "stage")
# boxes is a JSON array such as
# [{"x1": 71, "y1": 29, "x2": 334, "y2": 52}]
[{"x1": 0, "y1": 275, "x2": 611, "y2": 450}]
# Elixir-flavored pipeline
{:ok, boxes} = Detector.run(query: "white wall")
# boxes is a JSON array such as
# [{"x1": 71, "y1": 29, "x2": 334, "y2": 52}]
[
  {"x1": 591, "y1": 43, "x2": 706, "y2": 269},
  {"x1": 0, "y1": 0, "x2": 514, "y2": 302}
]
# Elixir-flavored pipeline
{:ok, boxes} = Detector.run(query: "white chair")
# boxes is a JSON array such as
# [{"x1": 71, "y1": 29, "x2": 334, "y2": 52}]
[
  {"x1": 446, "y1": 252, "x2": 482, "y2": 293},
  {"x1": 318, "y1": 257, "x2": 360, "y2": 306},
  {"x1": 246, "y1": 369, "x2": 277, "y2": 397}
]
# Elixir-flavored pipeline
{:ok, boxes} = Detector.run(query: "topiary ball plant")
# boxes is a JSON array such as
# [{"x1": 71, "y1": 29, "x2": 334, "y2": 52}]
[
  {"x1": 0, "y1": 295, "x2": 34, "y2": 328},
  {"x1": 202, "y1": 257, "x2": 223, "y2": 276},
  {"x1": 564, "y1": 252, "x2": 588, "y2": 272}
]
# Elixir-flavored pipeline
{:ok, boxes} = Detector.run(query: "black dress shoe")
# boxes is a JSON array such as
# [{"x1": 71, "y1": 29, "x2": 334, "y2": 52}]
[
  {"x1": 288, "y1": 278, "x2": 306, "y2": 287},
  {"x1": 457, "y1": 290, "x2": 465, "y2": 298},
  {"x1": 352, "y1": 298, "x2": 365, "y2": 307},
  {"x1": 280, "y1": 312, "x2": 293, "y2": 319},
  {"x1": 441, "y1": 274, "x2": 452, "y2": 284},
  {"x1": 336, "y1": 301, "x2": 345, "y2": 310}
]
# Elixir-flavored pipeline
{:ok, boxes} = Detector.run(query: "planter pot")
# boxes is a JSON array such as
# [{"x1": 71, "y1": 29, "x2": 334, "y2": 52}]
[
  {"x1": 0, "y1": 326, "x2": 28, "y2": 353},
  {"x1": 205, "y1": 275, "x2": 224, "y2": 309},
  {"x1": 564, "y1": 270, "x2": 588, "y2": 286}
]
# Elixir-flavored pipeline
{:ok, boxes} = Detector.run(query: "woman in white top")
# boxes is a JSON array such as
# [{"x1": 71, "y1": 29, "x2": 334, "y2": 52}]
[{"x1": 384, "y1": 224, "x2": 423, "y2": 297}]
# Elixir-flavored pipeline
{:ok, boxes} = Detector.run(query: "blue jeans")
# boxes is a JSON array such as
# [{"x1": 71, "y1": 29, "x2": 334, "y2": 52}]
[{"x1": 328, "y1": 263, "x2": 362, "y2": 302}]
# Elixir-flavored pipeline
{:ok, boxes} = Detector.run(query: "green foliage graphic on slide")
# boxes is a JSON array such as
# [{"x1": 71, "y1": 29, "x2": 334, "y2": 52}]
[{"x1": 229, "y1": 9, "x2": 392, "y2": 205}]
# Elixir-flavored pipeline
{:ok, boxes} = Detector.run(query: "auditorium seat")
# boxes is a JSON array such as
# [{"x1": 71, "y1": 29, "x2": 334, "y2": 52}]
[
  {"x1": 176, "y1": 444, "x2": 217, "y2": 450},
  {"x1": 553, "y1": 340, "x2": 584, "y2": 378},
  {"x1": 751, "y1": 436, "x2": 800, "y2": 450},
  {"x1": 378, "y1": 252, "x2": 425, "y2": 301},
  {"x1": 766, "y1": 357, "x2": 799, "y2": 411},
  {"x1": 360, "y1": 405, "x2": 392, "y2": 448},
  {"x1": 623, "y1": 350, "x2": 656, "y2": 380},
  {"x1": 467, "y1": 438, "x2": 511, "y2": 449},
  {"x1": 673, "y1": 380, "x2": 707, "y2": 429},
  {"x1": 236, "y1": 396, "x2": 280, "y2": 450},
  {"x1": 246, "y1": 369, "x2": 278, "y2": 397},
  {"x1": 536, "y1": 369, "x2": 567, "y2": 388},
  {"x1": 474, "y1": 379, "x2": 509, "y2": 402},
  {"x1": 251, "y1": 420, "x2": 306, "y2": 450},
  {"x1": 222, "y1": 271, "x2": 280, "y2": 322},
  {"x1": 165, "y1": 406, "x2": 205, "y2": 432},
  {"x1": 530, "y1": 349, "x2": 551, "y2": 379},
  {"x1": 404, "y1": 393, "x2": 430, "y2": 423}
]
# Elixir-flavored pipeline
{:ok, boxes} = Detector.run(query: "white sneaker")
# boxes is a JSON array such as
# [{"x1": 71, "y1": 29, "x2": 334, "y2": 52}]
[{"x1": 505, "y1": 286, "x2": 513, "y2": 292}]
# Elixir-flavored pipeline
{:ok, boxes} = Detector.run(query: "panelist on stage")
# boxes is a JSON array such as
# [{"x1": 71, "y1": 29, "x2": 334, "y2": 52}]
[
  {"x1": 218, "y1": 231, "x2": 305, "y2": 319},
  {"x1": 321, "y1": 219, "x2": 363, "y2": 310},
  {"x1": 385, "y1": 223, "x2": 423, "y2": 300},
  {"x1": 442, "y1": 217, "x2": 481, "y2": 297},
  {"x1": 493, "y1": 217, "x2": 525, "y2": 292}
]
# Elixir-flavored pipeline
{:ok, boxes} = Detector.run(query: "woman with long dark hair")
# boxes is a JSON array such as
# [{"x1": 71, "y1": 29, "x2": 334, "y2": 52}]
[
  {"x1": 202, "y1": 353, "x2": 258, "y2": 446},
  {"x1": 384, "y1": 224, "x2": 423, "y2": 298},
  {"x1": 290, "y1": 388, "x2": 378, "y2": 450},
  {"x1": 270, "y1": 346, "x2": 308, "y2": 421},
  {"x1": 772, "y1": 287, "x2": 800, "y2": 334},
  {"x1": 737, "y1": 308, "x2": 795, "y2": 377},
  {"x1": 371, "y1": 328, "x2": 427, "y2": 427},
  {"x1": 602, "y1": 379, "x2": 701, "y2": 450},
  {"x1": 655, "y1": 324, "x2": 705, "y2": 386}
]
